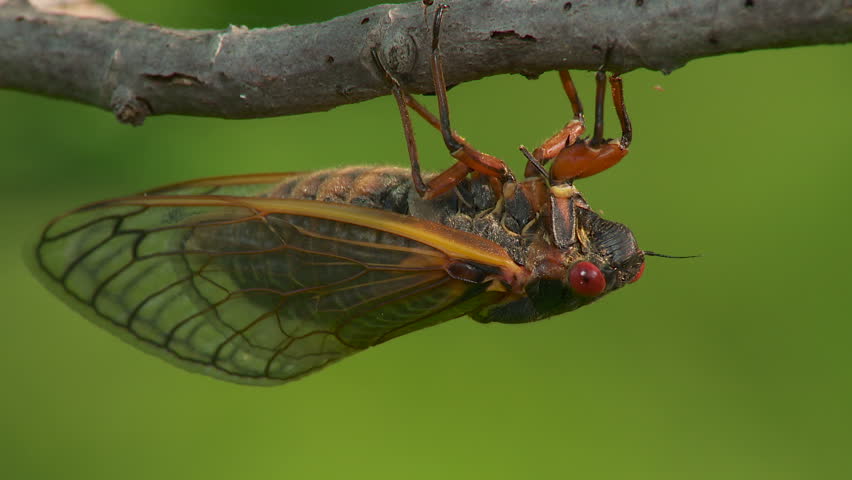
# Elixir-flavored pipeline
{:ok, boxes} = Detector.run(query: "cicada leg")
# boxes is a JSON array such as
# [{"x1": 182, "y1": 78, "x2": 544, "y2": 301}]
[
  {"x1": 374, "y1": 4, "x2": 515, "y2": 200},
  {"x1": 428, "y1": 6, "x2": 514, "y2": 185},
  {"x1": 547, "y1": 65, "x2": 634, "y2": 183},
  {"x1": 588, "y1": 69, "x2": 633, "y2": 149},
  {"x1": 371, "y1": 48, "x2": 432, "y2": 195},
  {"x1": 609, "y1": 74, "x2": 633, "y2": 149},
  {"x1": 397, "y1": 88, "x2": 488, "y2": 200},
  {"x1": 523, "y1": 71, "x2": 587, "y2": 178}
]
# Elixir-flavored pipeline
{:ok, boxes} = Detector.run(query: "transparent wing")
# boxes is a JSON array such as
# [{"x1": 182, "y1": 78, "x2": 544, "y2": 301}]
[
  {"x1": 32, "y1": 194, "x2": 515, "y2": 385},
  {"x1": 142, "y1": 172, "x2": 304, "y2": 197}
]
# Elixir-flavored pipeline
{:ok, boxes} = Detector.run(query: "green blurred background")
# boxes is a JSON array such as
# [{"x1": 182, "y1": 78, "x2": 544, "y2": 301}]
[{"x1": 2, "y1": 1, "x2": 851, "y2": 479}]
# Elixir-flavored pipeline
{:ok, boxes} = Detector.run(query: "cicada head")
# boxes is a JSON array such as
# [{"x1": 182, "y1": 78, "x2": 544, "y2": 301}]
[
  {"x1": 571, "y1": 204, "x2": 646, "y2": 293},
  {"x1": 472, "y1": 185, "x2": 645, "y2": 324}
]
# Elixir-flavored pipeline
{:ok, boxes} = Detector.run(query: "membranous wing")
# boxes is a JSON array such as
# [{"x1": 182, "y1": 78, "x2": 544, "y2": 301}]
[{"x1": 32, "y1": 177, "x2": 519, "y2": 385}]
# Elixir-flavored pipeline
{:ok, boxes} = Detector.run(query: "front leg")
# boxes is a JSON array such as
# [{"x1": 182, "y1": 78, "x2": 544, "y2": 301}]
[{"x1": 524, "y1": 70, "x2": 587, "y2": 178}]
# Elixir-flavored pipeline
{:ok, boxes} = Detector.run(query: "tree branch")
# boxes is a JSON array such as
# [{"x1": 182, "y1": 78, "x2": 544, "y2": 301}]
[{"x1": 1, "y1": 0, "x2": 849, "y2": 125}]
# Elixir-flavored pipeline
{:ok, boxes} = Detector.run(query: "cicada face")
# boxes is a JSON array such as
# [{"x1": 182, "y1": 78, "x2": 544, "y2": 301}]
[
  {"x1": 471, "y1": 204, "x2": 645, "y2": 325},
  {"x1": 574, "y1": 206, "x2": 646, "y2": 293}
]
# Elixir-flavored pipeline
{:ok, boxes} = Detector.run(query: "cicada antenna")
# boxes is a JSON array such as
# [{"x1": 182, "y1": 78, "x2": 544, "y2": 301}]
[{"x1": 643, "y1": 251, "x2": 701, "y2": 259}]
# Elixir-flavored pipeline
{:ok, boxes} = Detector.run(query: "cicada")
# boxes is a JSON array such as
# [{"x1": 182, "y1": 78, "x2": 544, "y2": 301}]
[{"x1": 30, "y1": 5, "x2": 645, "y2": 385}]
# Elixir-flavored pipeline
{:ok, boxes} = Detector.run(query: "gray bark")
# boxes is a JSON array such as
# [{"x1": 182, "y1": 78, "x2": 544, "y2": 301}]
[{"x1": 1, "y1": 0, "x2": 849, "y2": 125}]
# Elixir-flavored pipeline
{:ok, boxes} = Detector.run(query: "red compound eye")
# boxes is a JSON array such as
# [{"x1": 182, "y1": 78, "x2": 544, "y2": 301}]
[
  {"x1": 629, "y1": 262, "x2": 645, "y2": 284},
  {"x1": 569, "y1": 261, "x2": 606, "y2": 297}
]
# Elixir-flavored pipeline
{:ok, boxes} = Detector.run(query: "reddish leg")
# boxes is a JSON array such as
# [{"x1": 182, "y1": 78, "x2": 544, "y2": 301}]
[
  {"x1": 372, "y1": 48, "x2": 473, "y2": 199},
  {"x1": 428, "y1": 5, "x2": 514, "y2": 187},
  {"x1": 398, "y1": 94, "x2": 476, "y2": 197},
  {"x1": 609, "y1": 75, "x2": 632, "y2": 148},
  {"x1": 548, "y1": 69, "x2": 633, "y2": 183},
  {"x1": 524, "y1": 71, "x2": 587, "y2": 178},
  {"x1": 374, "y1": 4, "x2": 515, "y2": 200},
  {"x1": 371, "y1": 49, "x2": 431, "y2": 195}
]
